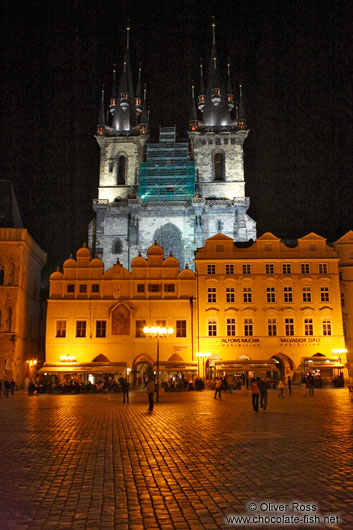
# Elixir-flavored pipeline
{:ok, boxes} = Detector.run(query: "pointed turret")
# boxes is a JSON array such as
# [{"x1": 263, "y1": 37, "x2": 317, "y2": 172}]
[
  {"x1": 198, "y1": 61, "x2": 205, "y2": 111},
  {"x1": 119, "y1": 57, "x2": 129, "y2": 111},
  {"x1": 226, "y1": 59, "x2": 234, "y2": 111},
  {"x1": 135, "y1": 63, "x2": 142, "y2": 115},
  {"x1": 139, "y1": 84, "x2": 149, "y2": 135},
  {"x1": 97, "y1": 87, "x2": 105, "y2": 136},
  {"x1": 189, "y1": 84, "x2": 200, "y2": 131},
  {"x1": 199, "y1": 18, "x2": 232, "y2": 128},
  {"x1": 110, "y1": 65, "x2": 117, "y2": 116},
  {"x1": 237, "y1": 80, "x2": 247, "y2": 129}
]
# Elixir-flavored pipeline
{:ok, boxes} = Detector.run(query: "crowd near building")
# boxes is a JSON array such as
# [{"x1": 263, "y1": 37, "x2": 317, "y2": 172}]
[{"x1": 0, "y1": 23, "x2": 352, "y2": 388}]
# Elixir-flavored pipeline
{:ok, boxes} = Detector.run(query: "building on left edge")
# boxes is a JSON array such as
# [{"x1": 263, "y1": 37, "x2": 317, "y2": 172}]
[{"x1": 0, "y1": 180, "x2": 47, "y2": 386}]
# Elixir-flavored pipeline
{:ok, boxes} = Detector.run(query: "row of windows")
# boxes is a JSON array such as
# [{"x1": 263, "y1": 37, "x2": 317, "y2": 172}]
[
  {"x1": 65, "y1": 283, "x2": 176, "y2": 294},
  {"x1": 207, "y1": 286, "x2": 331, "y2": 304},
  {"x1": 56, "y1": 319, "x2": 187, "y2": 339},
  {"x1": 199, "y1": 137, "x2": 237, "y2": 146},
  {"x1": 207, "y1": 263, "x2": 329, "y2": 275},
  {"x1": 206, "y1": 318, "x2": 333, "y2": 337}
]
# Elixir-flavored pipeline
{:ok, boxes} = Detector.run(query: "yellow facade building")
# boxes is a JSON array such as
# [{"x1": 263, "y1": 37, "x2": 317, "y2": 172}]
[
  {"x1": 42, "y1": 243, "x2": 197, "y2": 385},
  {"x1": 0, "y1": 228, "x2": 46, "y2": 384},
  {"x1": 42, "y1": 233, "x2": 348, "y2": 386},
  {"x1": 194, "y1": 232, "x2": 347, "y2": 383}
]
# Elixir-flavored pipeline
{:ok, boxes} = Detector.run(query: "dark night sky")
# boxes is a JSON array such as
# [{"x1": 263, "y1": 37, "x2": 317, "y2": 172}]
[{"x1": 1, "y1": 0, "x2": 353, "y2": 279}]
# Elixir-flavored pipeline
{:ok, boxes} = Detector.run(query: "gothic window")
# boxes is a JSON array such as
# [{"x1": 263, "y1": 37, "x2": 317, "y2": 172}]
[
  {"x1": 214, "y1": 152, "x2": 225, "y2": 181},
  {"x1": 9, "y1": 263, "x2": 15, "y2": 285},
  {"x1": 117, "y1": 155, "x2": 126, "y2": 185},
  {"x1": 0, "y1": 266, "x2": 4, "y2": 285},
  {"x1": 112, "y1": 238, "x2": 123, "y2": 254}
]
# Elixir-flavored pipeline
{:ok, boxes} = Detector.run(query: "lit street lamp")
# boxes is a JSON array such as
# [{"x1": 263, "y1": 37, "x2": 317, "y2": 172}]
[
  {"x1": 196, "y1": 352, "x2": 211, "y2": 382},
  {"x1": 143, "y1": 326, "x2": 173, "y2": 402}
]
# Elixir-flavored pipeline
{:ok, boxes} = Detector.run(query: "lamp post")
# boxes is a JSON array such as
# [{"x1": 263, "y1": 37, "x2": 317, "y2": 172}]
[
  {"x1": 143, "y1": 326, "x2": 173, "y2": 402},
  {"x1": 196, "y1": 352, "x2": 211, "y2": 382}
]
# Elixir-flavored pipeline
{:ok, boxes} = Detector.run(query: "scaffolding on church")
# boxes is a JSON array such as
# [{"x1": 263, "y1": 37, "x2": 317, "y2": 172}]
[{"x1": 139, "y1": 127, "x2": 195, "y2": 202}]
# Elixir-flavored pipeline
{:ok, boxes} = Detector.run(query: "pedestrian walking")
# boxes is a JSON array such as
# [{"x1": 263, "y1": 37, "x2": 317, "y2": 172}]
[
  {"x1": 301, "y1": 375, "x2": 307, "y2": 395},
  {"x1": 287, "y1": 376, "x2": 292, "y2": 395},
  {"x1": 278, "y1": 380, "x2": 284, "y2": 398},
  {"x1": 258, "y1": 377, "x2": 268, "y2": 411},
  {"x1": 145, "y1": 376, "x2": 155, "y2": 413},
  {"x1": 4, "y1": 379, "x2": 10, "y2": 398},
  {"x1": 214, "y1": 378, "x2": 222, "y2": 399},
  {"x1": 308, "y1": 375, "x2": 315, "y2": 396},
  {"x1": 10, "y1": 379, "x2": 16, "y2": 396},
  {"x1": 250, "y1": 378, "x2": 260, "y2": 412},
  {"x1": 121, "y1": 378, "x2": 130, "y2": 403}
]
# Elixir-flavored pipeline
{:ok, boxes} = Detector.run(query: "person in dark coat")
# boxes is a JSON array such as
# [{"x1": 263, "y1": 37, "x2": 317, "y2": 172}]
[
  {"x1": 258, "y1": 377, "x2": 268, "y2": 411},
  {"x1": 10, "y1": 379, "x2": 16, "y2": 395},
  {"x1": 287, "y1": 376, "x2": 292, "y2": 395},
  {"x1": 121, "y1": 378, "x2": 130, "y2": 403},
  {"x1": 250, "y1": 378, "x2": 260, "y2": 412}
]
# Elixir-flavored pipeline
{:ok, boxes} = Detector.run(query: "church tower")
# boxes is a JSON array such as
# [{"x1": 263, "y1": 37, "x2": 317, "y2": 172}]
[{"x1": 89, "y1": 21, "x2": 256, "y2": 270}]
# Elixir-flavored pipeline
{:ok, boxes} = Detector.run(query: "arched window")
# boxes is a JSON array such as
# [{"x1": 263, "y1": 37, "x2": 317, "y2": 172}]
[
  {"x1": 112, "y1": 238, "x2": 123, "y2": 254},
  {"x1": 214, "y1": 152, "x2": 225, "y2": 181},
  {"x1": 0, "y1": 266, "x2": 4, "y2": 285},
  {"x1": 9, "y1": 263, "x2": 15, "y2": 285},
  {"x1": 117, "y1": 155, "x2": 126, "y2": 185}
]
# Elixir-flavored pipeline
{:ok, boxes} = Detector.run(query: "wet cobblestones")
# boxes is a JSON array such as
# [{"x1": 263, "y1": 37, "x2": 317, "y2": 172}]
[{"x1": 0, "y1": 388, "x2": 352, "y2": 529}]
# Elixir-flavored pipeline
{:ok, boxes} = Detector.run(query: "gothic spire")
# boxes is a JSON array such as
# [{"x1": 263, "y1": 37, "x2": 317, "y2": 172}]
[
  {"x1": 110, "y1": 65, "x2": 117, "y2": 116},
  {"x1": 226, "y1": 58, "x2": 234, "y2": 111},
  {"x1": 197, "y1": 61, "x2": 205, "y2": 111},
  {"x1": 97, "y1": 87, "x2": 105, "y2": 135},
  {"x1": 189, "y1": 84, "x2": 200, "y2": 131},
  {"x1": 237, "y1": 80, "x2": 247, "y2": 129},
  {"x1": 139, "y1": 84, "x2": 149, "y2": 135},
  {"x1": 135, "y1": 63, "x2": 142, "y2": 115}
]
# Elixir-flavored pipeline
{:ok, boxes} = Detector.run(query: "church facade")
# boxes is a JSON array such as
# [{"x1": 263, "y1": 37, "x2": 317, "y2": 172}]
[{"x1": 88, "y1": 22, "x2": 256, "y2": 270}]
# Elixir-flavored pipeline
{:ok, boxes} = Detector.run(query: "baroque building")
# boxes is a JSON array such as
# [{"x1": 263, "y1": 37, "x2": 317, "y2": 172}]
[
  {"x1": 88, "y1": 22, "x2": 256, "y2": 270},
  {"x1": 41, "y1": 233, "x2": 348, "y2": 386}
]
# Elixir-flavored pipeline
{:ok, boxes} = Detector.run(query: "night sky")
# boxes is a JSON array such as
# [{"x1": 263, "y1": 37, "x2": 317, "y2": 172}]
[{"x1": 1, "y1": 0, "x2": 352, "y2": 279}]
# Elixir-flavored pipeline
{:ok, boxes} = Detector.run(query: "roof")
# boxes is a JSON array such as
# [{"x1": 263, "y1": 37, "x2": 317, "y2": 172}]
[{"x1": 0, "y1": 180, "x2": 23, "y2": 228}]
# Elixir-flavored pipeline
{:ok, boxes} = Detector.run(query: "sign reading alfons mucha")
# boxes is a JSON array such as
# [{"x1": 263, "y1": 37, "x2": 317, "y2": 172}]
[{"x1": 221, "y1": 337, "x2": 326, "y2": 348}]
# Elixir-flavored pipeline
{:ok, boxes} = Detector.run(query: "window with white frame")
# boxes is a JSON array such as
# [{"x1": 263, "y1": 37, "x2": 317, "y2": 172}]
[
  {"x1": 243, "y1": 287, "x2": 252, "y2": 303},
  {"x1": 322, "y1": 318, "x2": 332, "y2": 336},
  {"x1": 242, "y1": 264, "x2": 251, "y2": 274},
  {"x1": 319, "y1": 263, "x2": 328, "y2": 274},
  {"x1": 266, "y1": 287, "x2": 276, "y2": 303},
  {"x1": 226, "y1": 287, "x2": 235, "y2": 303},
  {"x1": 285, "y1": 318, "x2": 294, "y2": 336},
  {"x1": 225, "y1": 264, "x2": 234, "y2": 275},
  {"x1": 208, "y1": 319, "x2": 217, "y2": 336},
  {"x1": 207, "y1": 264, "x2": 216, "y2": 275},
  {"x1": 56, "y1": 320, "x2": 66, "y2": 338},
  {"x1": 283, "y1": 286, "x2": 293, "y2": 303},
  {"x1": 208, "y1": 287, "x2": 217, "y2": 303},
  {"x1": 301, "y1": 263, "x2": 310, "y2": 274},
  {"x1": 176, "y1": 320, "x2": 187, "y2": 337},
  {"x1": 267, "y1": 318, "x2": 277, "y2": 336},
  {"x1": 304, "y1": 318, "x2": 313, "y2": 336},
  {"x1": 226, "y1": 318, "x2": 236, "y2": 336},
  {"x1": 302, "y1": 287, "x2": 312, "y2": 303},
  {"x1": 282, "y1": 263, "x2": 291, "y2": 274},
  {"x1": 320, "y1": 287, "x2": 330, "y2": 302},
  {"x1": 76, "y1": 321, "x2": 86, "y2": 338},
  {"x1": 244, "y1": 318, "x2": 253, "y2": 336},
  {"x1": 96, "y1": 320, "x2": 106, "y2": 338},
  {"x1": 266, "y1": 263, "x2": 274, "y2": 274}
]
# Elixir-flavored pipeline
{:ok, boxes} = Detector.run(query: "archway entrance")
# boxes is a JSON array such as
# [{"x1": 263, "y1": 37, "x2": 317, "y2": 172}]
[
  {"x1": 271, "y1": 353, "x2": 294, "y2": 382},
  {"x1": 132, "y1": 354, "x2": 154, "y2": 389}
]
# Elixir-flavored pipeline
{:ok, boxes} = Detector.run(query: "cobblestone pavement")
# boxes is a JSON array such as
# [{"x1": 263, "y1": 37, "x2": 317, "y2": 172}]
[{"x1": 0, "y1": 388, "x2": 352, "y2": 530}]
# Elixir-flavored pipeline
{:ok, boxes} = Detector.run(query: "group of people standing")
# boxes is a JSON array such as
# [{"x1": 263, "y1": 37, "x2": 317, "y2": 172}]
[{"x1": 0, "y1": 379, "x2": 15, "y2": 397}]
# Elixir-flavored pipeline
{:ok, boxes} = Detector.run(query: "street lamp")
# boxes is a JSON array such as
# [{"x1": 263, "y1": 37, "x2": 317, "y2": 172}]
[
  {"x1": 143, "y1": 326, "x2": 173, "y2": 402},
  {"x1": 196, "y1": 352, "x2": 211, "y2": 382}
]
